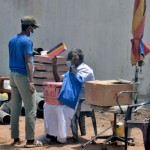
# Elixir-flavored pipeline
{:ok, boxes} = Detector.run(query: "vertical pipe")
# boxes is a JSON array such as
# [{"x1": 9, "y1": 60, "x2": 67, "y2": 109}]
[{"x1": 134, "y1": 65, "x2": 139, "y2": 83}]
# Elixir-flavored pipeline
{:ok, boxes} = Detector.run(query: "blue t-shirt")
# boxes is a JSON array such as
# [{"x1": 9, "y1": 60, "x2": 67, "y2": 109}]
[{"x1": 9, "y1": 34, "x2": 33, "y2": 75}]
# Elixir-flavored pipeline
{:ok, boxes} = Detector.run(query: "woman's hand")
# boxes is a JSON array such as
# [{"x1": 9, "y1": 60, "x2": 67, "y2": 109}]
[
  {"x1": 69, "y1": 66, "x2": 76, "y2": 73},
  {"x1": 52, "y1": 56, "x2": 57, "y2": 64},
  {"x1": 71, "y1": 54, "x2": 79, "y2": 65}
]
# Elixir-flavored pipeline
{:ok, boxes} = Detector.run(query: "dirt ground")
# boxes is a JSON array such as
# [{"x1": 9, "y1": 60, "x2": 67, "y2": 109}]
[{"x1": 0, "y1": 108, "x2": 149, "y2": 150}]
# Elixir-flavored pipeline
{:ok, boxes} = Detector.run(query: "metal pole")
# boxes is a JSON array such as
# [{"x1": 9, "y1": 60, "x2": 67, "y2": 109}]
[
  {"x1": 127, "y1": 64, "x2": 140, "y2": 137},
  {"x1": 134, "y1": 65, "x2": 139, "y2": 83},
  {"x1": 134, "y1": 65, "x2": 139, "y2": 104},
  {"x1": 81, "y1": 125, "x2": 112, "y2": 148}
]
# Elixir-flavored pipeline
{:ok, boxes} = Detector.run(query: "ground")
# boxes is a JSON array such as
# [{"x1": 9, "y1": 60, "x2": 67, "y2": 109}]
[{"x1": 0, "y1": 108, "x2": 149, "y2": 150}]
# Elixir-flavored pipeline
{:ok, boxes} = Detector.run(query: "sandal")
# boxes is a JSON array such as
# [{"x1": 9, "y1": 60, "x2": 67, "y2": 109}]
[
  {"x1": 24, "y1": 140, "x2": 43, "y2": 148},
  {"x1": 11, "y1": 139, "x2": 24, "y2": 146}
]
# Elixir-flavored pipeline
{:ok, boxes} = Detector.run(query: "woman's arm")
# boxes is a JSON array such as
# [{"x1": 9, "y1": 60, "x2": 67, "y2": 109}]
[{"x1": 52, "y1": 56, "x2": 61, "y2": 82}]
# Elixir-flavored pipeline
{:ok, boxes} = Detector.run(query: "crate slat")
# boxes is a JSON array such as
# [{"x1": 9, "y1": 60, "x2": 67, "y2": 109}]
[
  {"x1": 34, "y1": 63, "x2": 67, "y2": 72},
  {"x1": 34, "y1": 55, "x2": 66, "y2": 64}
]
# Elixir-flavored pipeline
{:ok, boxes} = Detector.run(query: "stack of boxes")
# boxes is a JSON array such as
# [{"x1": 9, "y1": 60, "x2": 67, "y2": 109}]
[{"x1": 34, "y1": 55, "x2": 68, "y2": 92}]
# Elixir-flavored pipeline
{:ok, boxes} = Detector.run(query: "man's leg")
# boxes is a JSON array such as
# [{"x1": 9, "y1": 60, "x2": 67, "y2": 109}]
[
  {"x1": 10, "y1": 72, "x2": 22, "y2": 139},
  {"x1": 14, "y1": 73, "x2": 36, "y2": 140}
]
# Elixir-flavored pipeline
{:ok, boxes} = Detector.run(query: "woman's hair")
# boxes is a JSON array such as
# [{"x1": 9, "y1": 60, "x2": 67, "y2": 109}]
[{"x1": 67, "y1": 48, "x2": 84, "y2": 62}]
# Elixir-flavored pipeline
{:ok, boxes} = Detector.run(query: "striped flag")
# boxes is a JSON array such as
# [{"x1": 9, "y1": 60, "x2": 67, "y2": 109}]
[
  {"x1": 47, "y1": 42, "x2": 67, "y2": 59},
  {"x1": 131, "y1": 0, "x2": 150, "y2": 66}
]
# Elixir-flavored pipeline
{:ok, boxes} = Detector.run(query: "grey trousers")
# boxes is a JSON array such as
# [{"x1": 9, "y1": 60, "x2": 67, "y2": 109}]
[{"x1": 10, "y1": 72, "x2": 36, "y2": 140}]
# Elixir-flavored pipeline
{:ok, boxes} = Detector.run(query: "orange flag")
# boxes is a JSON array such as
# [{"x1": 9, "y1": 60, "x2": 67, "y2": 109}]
[{"x1": 131, "y1": 0, "x2": 150, "y2": 66}]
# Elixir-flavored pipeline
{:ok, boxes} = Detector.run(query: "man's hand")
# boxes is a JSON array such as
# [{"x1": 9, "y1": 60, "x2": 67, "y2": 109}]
[{"x1": 29, "y1": 83, "x2": 36, "y2": 95}]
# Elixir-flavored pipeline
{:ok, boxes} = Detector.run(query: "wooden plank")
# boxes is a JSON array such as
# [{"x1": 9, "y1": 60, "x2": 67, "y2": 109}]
[
  {"x1": 34, "y1": 55, "x2": 51, "y2": 64},
  {"x1": 34, "y1": 63, "x2": 68, "y2": 72},
  {"x1": 34, "y1": 71, "x2": 66, "y2": 79},
  {"x1": 33, "y1": 78, "x2": 55, "y2": 86},
  {"x1": 34, "y1": 71, "x2": 54, "y2": 79},
  {"x1": 34, "y1": 55, "x2": 66, "y2": 64}
]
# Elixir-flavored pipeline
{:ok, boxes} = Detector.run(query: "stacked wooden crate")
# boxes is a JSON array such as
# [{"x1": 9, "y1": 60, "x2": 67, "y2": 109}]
[{"x1": 34, "y1": 55, "x2": 67, "y2": 92}]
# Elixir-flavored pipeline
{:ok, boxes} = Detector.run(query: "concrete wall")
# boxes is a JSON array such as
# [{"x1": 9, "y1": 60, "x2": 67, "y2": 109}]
[{"x1": 0, "y1": 0, "x2": 150, "y2": 98}]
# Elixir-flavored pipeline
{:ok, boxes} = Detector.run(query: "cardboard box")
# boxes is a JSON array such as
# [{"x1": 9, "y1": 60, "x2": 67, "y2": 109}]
[{"x1": 85, "y1": 80, "x2": 133, "y2": 106}]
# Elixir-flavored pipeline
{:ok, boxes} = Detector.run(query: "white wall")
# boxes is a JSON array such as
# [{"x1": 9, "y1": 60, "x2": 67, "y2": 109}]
[{"x1": 0, "y1": 0, "x2": 150, "y2": 98}]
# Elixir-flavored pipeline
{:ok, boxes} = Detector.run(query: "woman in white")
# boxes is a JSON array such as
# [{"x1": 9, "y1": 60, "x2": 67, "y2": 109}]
[{"x1": 44, "y1": 49, "x2": 95, "y2": 143}]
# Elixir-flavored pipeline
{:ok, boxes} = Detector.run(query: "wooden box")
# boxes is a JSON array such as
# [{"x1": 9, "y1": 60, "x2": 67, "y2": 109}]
[
  {"x1": 85, "y1": 80, "x2": 133, "y2": 106},
  {"x1": 34, "y1": 55, "x2": 67, "y2": 92}
]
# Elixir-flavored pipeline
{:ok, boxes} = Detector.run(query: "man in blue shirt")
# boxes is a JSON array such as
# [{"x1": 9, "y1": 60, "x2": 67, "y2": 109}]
[{"x1": 9, "y1": 16, "x2": 42, "y2": 148}]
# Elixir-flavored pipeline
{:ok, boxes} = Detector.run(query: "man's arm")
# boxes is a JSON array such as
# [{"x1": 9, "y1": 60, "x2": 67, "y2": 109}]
[{"x1": 25, "y1": 54, "x2": 35, "y2": 94}]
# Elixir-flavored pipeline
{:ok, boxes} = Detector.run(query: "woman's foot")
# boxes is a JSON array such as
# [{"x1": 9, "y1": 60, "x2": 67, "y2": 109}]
[
  {"x1": 46, "y1": 134, "x2": 57, "y2": 141},
  {"x1": 46, "y1": 134, "x2": 63, "y2": 144}
]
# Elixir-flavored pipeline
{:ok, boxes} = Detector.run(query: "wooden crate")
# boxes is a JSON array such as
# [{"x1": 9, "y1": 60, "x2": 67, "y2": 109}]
[
  {"x1": 85, "y1": 80, "x2": 133, "y2": 106},
  {"x1": 34, "y1": 63, "x2": 67, "y2": 72},
  {"x1": 34, "y1": 55, "x2": 66, "y2": 64},
  {"x1": 43, "y1": 82, "x2": 62, "y2": 105},
  {"x1": 34, "y1": 55, "x2": 67, "y2": 92}
]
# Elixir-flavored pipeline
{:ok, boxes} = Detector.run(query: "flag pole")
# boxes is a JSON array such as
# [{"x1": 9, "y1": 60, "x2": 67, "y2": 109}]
[
  {"x1": 134, "y1": 65, "x2": 139, "y2": 83},
  {"x1": 134, "y1": 60, "x2": 143, "y2": 104}
]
